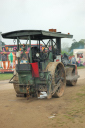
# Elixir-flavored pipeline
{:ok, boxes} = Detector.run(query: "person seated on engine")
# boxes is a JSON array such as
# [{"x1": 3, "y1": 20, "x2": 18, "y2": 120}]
[{"x1": 20, "y1": 54, "x2": 27, "y2": 64}]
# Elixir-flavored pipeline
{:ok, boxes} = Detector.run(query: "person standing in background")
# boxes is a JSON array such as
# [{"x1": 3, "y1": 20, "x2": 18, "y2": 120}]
[
  {"x1": 78, "y1": 58, "x2": 81, "y2": 66},
  {"x1": 71, "y1": 55, "x2": 76, "y2": 64},
  {"x1": 2, "y1": 53, "x2": 6, "y2": 61}
]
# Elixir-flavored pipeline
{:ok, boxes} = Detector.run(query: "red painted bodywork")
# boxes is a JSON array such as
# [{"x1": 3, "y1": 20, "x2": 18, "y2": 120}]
[{"x1": 30, "y1": 62, "x2": 39, "y2": 77}]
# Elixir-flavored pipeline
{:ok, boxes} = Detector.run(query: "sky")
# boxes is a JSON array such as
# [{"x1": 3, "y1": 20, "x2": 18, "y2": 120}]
[{"x1": 0, "y1": 0, "x2": 85, "y2": 48}]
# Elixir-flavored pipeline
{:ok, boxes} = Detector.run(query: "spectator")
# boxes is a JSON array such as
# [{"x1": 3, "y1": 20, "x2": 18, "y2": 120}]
[
  {"x1": 71, "y1": 55, "x2": 76, "y2": 64},
  {"x1": 83, "y1": 62, "x2": 85, "y2": 66},
  {"x1": 2, "y1": 54, "x2": 6, "y2": 61},
  {"x1": 78, "y1": 58, "x2": 81, "y2": 66}
]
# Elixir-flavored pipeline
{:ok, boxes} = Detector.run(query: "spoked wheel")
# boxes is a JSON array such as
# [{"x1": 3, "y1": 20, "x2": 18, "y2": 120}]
[{"x1": 46, "y1": 62, "x2": 66, "y2": 98}]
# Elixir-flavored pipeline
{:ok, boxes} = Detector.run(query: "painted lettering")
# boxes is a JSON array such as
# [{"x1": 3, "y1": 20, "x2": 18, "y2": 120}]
[
  {"x1": 9, "y1": 48, "x2": 13, "y2": 52},
  {"x1": 5, "y1": 47, "x2": 8, "y2": 51},
  {"x1": 13, "y1": 47, "x2": 17, "y2": 51},
  {"x1": 49, "y1": 46, "x2": 52, "y2": 50},
  {"x1": 3, "y1": 48, "x2": 5, "y2": 52},
  {"x1": 40, "y1": 46, "x2": 42, "y2": 50},
  {"x1": 27, "y1": 47, "x2": 30, "y2": 51}
]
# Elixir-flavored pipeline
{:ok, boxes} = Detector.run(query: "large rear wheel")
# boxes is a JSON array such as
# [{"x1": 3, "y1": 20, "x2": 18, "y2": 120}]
[
  {"x1": 13, "y1": 69, "x2": 20, "y2": 94},
  {"x1": 46, "y1": 62, "x2": 66, "y2": 98}
]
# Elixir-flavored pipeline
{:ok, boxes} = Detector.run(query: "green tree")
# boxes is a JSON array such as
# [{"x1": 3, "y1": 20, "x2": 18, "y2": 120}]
[
  {"x1": 69, "y1": 40, "x2": 85, "y2": 52},
  {"x1": 61, "y1": 49, "x2": 69, "y2": 55},
  {"x1": 80, "y1": 39, "x2": 85, "y2": 43},
  {"x1": 0, "y1": 41, "x2": 5, "y2": 46}
]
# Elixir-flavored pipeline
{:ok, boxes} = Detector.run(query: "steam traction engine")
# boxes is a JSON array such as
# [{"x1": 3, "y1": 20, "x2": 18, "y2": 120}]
[{"x1": 2, "y1": 30, "x2": 79, "y2": 99}]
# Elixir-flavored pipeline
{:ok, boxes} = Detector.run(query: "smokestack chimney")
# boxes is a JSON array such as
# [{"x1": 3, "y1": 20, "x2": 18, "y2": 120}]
[{"x1": 49, "y1": 29, "x2": 57, "y2": 32}]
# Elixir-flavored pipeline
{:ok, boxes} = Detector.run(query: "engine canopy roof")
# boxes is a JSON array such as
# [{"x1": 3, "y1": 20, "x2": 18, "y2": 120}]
[{"x1": 2, "y1": 30, "x2": 73, "y2": 40}]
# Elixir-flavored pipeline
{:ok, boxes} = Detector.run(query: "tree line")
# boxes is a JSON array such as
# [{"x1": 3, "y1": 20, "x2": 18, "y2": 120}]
[{"x1": 61, "y1": 39, "x2": 85, "y2": 56}]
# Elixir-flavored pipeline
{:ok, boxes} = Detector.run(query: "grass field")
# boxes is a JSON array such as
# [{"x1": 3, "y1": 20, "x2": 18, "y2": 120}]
[
  {"x1": 0, "y1": 73, "x2": 13, "y2": 81},
  {"x1": 77, "y1": 66, "x2": 85, "y2": 69},
  {"x1": 0, "y1": 66, "x2": 85, "y2": 81}
]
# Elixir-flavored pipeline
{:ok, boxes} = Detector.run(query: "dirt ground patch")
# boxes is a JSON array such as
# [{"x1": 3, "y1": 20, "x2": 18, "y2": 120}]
[{"x1": 0, "y1": 69, "x2": 85, "y2": 128}]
